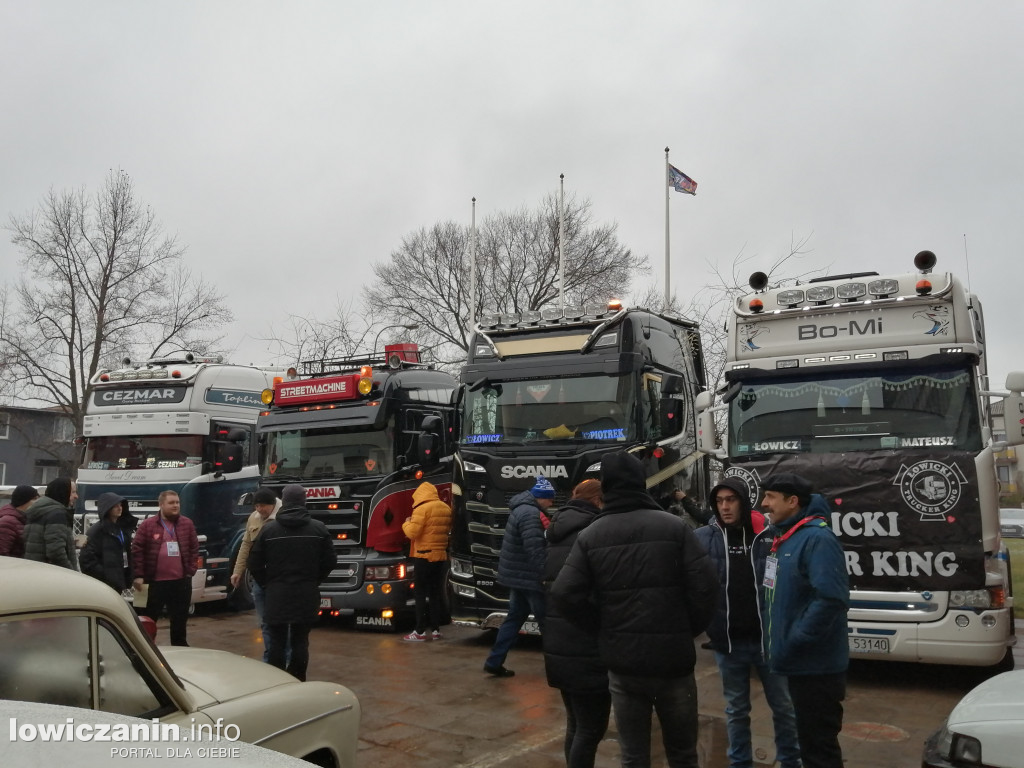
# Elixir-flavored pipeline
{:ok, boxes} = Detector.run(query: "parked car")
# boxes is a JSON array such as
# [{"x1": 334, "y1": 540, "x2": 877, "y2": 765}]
[
  {"x1": 922, "y1": 669, "x2": 1024, "y2": 768},
  {"x1": 0, "y1": 557, "x2": 360, "y2": 767},
  {"x1": 1000, "y1": 508, "x2": 1024, "y2": 539}
]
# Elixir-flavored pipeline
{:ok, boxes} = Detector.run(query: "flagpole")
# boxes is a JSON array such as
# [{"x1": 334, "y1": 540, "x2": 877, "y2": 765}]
[
  {"x1": 559, "y1": 173, "x2": 565, "y2": 311},
  {"x1": 470, "y1": 197, "x2": 477, "y2": 329},
  {"x1": 664, "y1": 147, "x2": 671, "y2": 307}
]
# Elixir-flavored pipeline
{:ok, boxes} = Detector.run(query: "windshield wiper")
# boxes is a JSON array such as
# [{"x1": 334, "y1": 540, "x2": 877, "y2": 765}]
[{"x1": 267, "y1": 473, "x2": 303, "y2": 482}]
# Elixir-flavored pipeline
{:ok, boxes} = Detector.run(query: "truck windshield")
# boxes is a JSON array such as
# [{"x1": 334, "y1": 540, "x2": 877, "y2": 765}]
[
  {"x1": 728, "y1": 367, "x2": 982, "y2": 457},
  {"x1": 83, "y1": 435, "x2": 205, "y2": 470},
  {"x1": 263, "y1": 425, "x2": 394, "y2": 478},
  {"x1": 461, "y1": 374, "x2": 636, "y2": 445}
]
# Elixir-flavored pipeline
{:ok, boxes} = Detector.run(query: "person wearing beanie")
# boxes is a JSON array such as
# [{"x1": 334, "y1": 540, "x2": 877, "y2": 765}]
[
  {"x1": 79, "y1": 492, "x2": 138, "y2": 593},
  {"x1": 248, "y1": 483, "x2": 336, "y2": 681},
  {"x1": 695, "y1": 478, "x2": 800, "y2": 768},
  {"x1": 760, "y1": 473, "x2": 849, "y2": 768},
  {"x1": 0, "y1": 485, "x2": 39, "y2": 558},
  {"x1": 131, "y1": 490, "x2": 199, "y2": 646},
  {"x1": 401, "y1": 482, "x2": 454, "y2": 642},
  {"x1": 231, "y1": 488, "x2": 283, "y2": 661},
  {"x1": 552, "y1": 451, "x2": 718, "y2": 768},
  {"x1": 23, "y1": 476, "x2": 80, "y2": 570},
  {"x1": 483, "y1": 474, "x2": 554, "y2": 677},
  {"x1": 542, "y1": 478, "x2": 610, "y2": 768}
]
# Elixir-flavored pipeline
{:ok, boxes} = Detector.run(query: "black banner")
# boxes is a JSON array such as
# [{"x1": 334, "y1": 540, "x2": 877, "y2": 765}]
[{"x1": 724, "y1": 451, "x2": 984, "y2": 591}]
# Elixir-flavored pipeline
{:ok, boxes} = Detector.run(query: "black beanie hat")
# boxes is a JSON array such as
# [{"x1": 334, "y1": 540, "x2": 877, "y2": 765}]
[
  {"x1": 11, "y1": 485, "x2": 39, "y2": 508},
  {"x1": 45, "y1": 477, "x2": 74, "y2": 507},
  {"x1": 253, "y1": 488, "x2": 278, "y2": 506},
  {"x1": 600, "y1": 451, "x2": 647, "y2": 494}
]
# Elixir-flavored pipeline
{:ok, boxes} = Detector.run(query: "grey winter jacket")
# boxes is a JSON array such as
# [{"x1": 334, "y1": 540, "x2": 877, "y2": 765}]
[{"x1": 23, "y1": 496, "x2": 79, "y2": 571}]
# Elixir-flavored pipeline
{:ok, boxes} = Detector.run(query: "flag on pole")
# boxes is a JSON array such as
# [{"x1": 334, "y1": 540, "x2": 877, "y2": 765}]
[{"x1": 668, "y1": 164, "x2": 697, "y2": 195}]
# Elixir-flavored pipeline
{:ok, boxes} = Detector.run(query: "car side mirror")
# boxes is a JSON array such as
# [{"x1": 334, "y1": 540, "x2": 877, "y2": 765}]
[{"x1": 417, "y1": 433, "x2": 439, "y2": 467}]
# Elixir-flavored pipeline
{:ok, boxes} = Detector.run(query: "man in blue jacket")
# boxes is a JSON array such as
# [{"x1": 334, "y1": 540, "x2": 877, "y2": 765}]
[
  {"x1": 483, "y1": 475, "x2": 553, "y2": 677},
  {"x1": 761, "y1": 473, "x2": 849, "y2": 768}
]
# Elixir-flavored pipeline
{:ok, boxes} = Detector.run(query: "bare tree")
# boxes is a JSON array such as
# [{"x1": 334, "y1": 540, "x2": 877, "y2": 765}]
[
  {"x1": 364, "y1": 193, "x2": 647, "y2": 369},
  {"x1": 2, "y1": 170, "x2": 232, "y2": 431}
]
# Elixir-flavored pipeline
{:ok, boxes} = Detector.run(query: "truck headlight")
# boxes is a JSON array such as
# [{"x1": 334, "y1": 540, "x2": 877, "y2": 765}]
[{"x1": 951, "y1": 733, "x2": 982, "y2": 764}]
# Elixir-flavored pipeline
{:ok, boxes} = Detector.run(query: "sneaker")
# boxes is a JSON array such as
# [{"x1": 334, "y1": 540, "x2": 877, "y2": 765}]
[
  {"x1": 483, "y1": 664, "x2": 515, "y2": 677},
  {"x1": 431, "y1": 630, "x2": 443, "y2": 641},
  {"x1": 403, "y1": 631, "x2": 427, "y2": 642}
]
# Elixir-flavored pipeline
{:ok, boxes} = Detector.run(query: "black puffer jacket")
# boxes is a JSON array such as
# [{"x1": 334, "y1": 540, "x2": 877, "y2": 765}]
[
  {"x1": 79, "y1": 493, "x2": 138, "y2": 592},
  {"x1": 551, "y1": 452, "x2": 718, "y2": 678},
  {"x1": 496, "y1": 490, "x2": 546, "y2": 593},
  {"x1": 542, "y1": 499, "x2": 606, "y2": 693},
  {"x1": 248, "y1": 503, "x2": 337, "y2": 625}
]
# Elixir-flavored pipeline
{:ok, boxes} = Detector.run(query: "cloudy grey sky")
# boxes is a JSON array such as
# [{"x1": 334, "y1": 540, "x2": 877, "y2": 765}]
[{"x1": 2, "y1": 1, "x2": 1021, "y2": 388}]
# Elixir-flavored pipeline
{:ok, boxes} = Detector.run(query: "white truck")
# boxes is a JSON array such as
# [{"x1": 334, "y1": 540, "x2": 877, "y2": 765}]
[
  {"x1": 77, "y1": 353, "x2": 284, "y2": 607},
  {"x1": 697, "y1": 250, "x2": 1024, "y2": 668}
]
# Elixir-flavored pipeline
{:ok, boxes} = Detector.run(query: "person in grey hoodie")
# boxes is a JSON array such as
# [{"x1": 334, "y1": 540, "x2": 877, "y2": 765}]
[{"x1": 23, "y1": 477, "x2": 79, "y2": 570}]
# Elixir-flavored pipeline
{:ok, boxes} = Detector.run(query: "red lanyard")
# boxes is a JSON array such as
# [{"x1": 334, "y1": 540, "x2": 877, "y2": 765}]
[{"x1": 770, "y1": 516, "x2": 824, "y2": 553}]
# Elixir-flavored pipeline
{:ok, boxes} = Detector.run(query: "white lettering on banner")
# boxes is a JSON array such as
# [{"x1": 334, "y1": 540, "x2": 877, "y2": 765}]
[
  {"x1": 844, "y1": 550, "x2": 864, "y2": 576},
  {"x1": 869, "y1": 550, "x2": 958, "y2": 578},
  {"x1": 282, "y1": 381, "x2": 347, "y2": 397},
  {"x1": 830, "y1": 511, "x2": 901, "y2": 538},
  {"x1": 752, "y1": 440, "x2": 800, "y2": 451},
  {"x1": 499, "y1": 465, "x2": 569, "y2": 479},
  {"x1": 899, "y1": 436, "x2": 955, "y2": 447}
]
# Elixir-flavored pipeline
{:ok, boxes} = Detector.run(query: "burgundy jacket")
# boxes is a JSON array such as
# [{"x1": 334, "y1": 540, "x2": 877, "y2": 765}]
[
  {"x1": 131, "y1": 513, "x2": 199, "y2": 582},
  {"x1": 0, "y1": 503, "x2": 27, "y2": 558}
]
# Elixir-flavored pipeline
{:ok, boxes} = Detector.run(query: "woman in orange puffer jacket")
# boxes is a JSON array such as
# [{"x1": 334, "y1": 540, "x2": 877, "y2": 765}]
[{"x1": 401, "y1": 482, "x2": 453, "y2": 641}]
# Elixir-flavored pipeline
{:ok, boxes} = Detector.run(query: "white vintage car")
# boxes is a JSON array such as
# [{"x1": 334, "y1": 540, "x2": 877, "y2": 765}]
[{"x1": 0, "y1": 557, "x2": 360, "y2": 767}]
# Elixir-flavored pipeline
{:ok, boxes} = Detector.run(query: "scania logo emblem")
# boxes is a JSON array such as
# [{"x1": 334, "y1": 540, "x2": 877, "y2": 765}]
[{"x1": 893, "y1": 460, "x2": 968, "y2": 521}]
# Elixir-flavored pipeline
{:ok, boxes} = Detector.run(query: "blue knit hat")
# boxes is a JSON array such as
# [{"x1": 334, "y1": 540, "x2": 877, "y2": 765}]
[{"x1": 530, "y1": 475, "x2": 555, "y2": 499}]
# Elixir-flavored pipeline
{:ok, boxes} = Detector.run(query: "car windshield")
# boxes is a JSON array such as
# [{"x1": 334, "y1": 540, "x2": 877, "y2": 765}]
[
  {"x1": 263, "y1": 425, "x2": 395, "y2": 479},
  {"x1": 728, "y1": 367, "x2": 982, "y2": 457},
  {"x1": 83, "y1": 435, "x2": 205, "y2": 470},
  {"x1": 461, "y1": 374, "x2": 636, "y2": 445}
]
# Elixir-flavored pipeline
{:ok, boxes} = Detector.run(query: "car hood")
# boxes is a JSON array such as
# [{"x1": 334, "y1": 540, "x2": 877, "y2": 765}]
[
  {"x1": 160, "y1": 647, "x2": 299, "y2": 708},
  {"x1": 949, "y1": 670, "x2": 1024, "y2": 726}
]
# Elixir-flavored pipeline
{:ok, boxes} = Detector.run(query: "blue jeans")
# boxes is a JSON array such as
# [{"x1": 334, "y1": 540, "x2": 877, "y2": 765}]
[
  {"x1": 485, "y1": 588, "x2": 545, "y2": 669},
  {"x1": 251, "y1": 581, "x2": 272, "y2": 663},
  {"x1": 608, "y1": 671, "x2": 698, "y2": 768},
  {"x1": 714, "y1": 638, "x2": 800, "y2": 768}
]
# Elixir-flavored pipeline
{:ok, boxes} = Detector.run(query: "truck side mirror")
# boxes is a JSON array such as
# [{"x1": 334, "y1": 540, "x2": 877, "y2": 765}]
[
  {"x1": 1003, "y1": 372, "x2": 1024, "y2": 447},
  {"x1": 659, "y1": 397, "x2": 684, "y2": 437},
  {"x1": 695, "y1": 390, "x2": 726, "y2": 458},
  {"x1": 217, "y1": 444, "x2": 244, "y2": 475},
  {"x1": 417, "y1": 433, "x2": 439, "y2": 467},
  {"x1": 660, "y1": 373, "x2": 685, "y2": 396}
]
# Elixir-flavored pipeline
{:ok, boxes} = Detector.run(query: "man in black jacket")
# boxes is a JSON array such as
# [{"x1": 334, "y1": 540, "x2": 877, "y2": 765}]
[
  {"x1": 552, "y1": 451, "x2": 718, "y2": 768},
  {"x1": 248, "y1": 484, "x2": 336, "y2": 681}
]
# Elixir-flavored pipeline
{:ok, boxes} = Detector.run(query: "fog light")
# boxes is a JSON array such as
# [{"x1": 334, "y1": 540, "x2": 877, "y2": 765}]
[
  {"x1": 382, "y1": 583, "x2": 392, "y2": 594},
  {"x1": 955, "y1": 614, "x2": 969, "y2": 628},
  {"x1": 366, "y1": 584, "x2": 375, "y2": 595},
  {"x1": 981, "y1": 615, "x2": 996, "y2": 628}
]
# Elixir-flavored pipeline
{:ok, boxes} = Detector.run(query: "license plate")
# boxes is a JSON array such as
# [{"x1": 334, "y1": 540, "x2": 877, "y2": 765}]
[
  {"x1": 849, "y1": 636, "x2": 890, "y2": 653},
  {"x1": 519, "y1": 620, "x2": 541, "y2": 635},
  {"x1": 320, "y1": 598, "x2": 331, "y2": 609}
]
